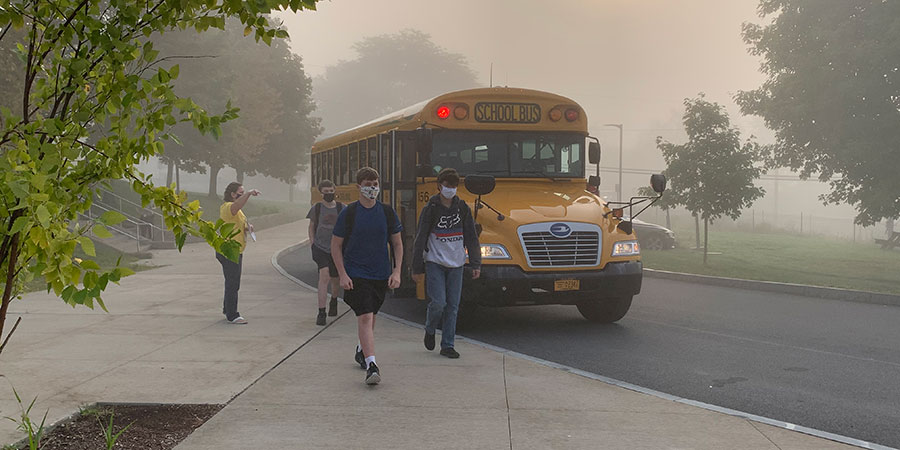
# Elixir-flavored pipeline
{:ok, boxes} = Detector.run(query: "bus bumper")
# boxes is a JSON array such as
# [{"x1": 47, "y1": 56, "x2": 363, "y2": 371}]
[{"x1": 465, "y1": 261, "x2": 642, "y2": 306}]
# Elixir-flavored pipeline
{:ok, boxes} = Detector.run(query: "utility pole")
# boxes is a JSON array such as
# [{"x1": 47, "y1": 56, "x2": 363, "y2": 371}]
[{"x1": 604, "y1": 123, "x2": 623, "y2": 201}]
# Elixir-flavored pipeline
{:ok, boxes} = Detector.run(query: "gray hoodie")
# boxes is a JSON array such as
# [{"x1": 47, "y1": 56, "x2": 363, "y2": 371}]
[{"x1": 412, "y1": 194, "x2": 481, "y2": 274}]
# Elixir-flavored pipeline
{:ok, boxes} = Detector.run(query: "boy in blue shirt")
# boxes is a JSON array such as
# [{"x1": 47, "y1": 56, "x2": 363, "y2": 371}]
[{"x1": 331, "y1": 167, "x2": 403, "y2": 385}]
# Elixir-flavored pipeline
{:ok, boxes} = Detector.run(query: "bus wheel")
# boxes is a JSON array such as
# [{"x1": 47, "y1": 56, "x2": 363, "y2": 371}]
[{"x1": 576, "y1": 296, "x2": 633, "y2": 323}]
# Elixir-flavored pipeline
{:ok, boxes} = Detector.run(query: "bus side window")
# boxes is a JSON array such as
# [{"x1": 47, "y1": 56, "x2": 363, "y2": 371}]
[
  {"x1": 339, "y1": 145, "x2": 348, "y2": 185},
  {"x1": 368, "y1": 137, "x2": 377, "y2": 167}
]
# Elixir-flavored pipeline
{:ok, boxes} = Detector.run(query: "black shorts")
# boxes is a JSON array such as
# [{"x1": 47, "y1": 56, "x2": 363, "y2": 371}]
[
  {"x1": 311, "y1": 245, "x2": 338, "y2": 278},
  {"x1": 343, "y1": 278, "x2": 388, "y2": 316}
]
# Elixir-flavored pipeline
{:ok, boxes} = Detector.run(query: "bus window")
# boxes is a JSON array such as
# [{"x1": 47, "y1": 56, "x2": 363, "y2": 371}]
[
  {"x1": 359, "y1": 140, "x2": 367, "y2": 170},
  {"x1": 368, "y1": 137, "x2": 378, "y2": 167},
  {"x1": 432, "y1": 131, "x2": 584, "y2": 178},
  {"x1": 349, "y1": 142, "x2": 359, "y2": 180},
  {"x1": 339, "y1": 145, "x2": 348, "y2": 185},
  {"x1": 327, "y1": 150, "x2": 334, "y2": 184}
]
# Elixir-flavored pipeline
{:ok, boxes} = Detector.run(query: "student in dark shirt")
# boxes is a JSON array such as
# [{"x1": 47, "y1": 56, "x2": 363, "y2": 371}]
[
  {"x1": 411, "y1": 168, "x2": 481, "y2": 358},
  {"x1": 331, "y1": 167, "x2": 403, "y2": 385}
]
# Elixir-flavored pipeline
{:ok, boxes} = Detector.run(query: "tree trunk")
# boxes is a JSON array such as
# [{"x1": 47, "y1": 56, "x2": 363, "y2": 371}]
[
  {"x1": 694, "y1": 213, "x2": 701, "y2": 249},
  {"x1": 236, "y1": 168, "x2": 244, "y2": 184},
  {"x1": 166, "y1": 160, "x2": 174, "y2": 186},
  {"x1": 175, "y1": 162, "x2": 181, "y2": 193},
  {"x1": 703, "y1": 217, "x2": 709, "y2": 266},
  {"x1": 0, "y1": 233, "x2": 21, "y2": 352},
  {"x1": 209, "y1": 165, "x2": 221, "y2": 198},
  {"x1": 665, "y1": 209, "x2": 671, "y2": 230}
]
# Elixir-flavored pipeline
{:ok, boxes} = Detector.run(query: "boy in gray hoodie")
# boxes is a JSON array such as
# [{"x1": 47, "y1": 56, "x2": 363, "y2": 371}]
[{"x1": 411, "y1": 168, "x2": 481, "y2": 358}]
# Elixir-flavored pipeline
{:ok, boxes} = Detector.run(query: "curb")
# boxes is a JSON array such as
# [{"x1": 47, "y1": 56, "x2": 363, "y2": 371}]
[{"x1": 644, "y1": 269, "x2": 900, "y2": 308}]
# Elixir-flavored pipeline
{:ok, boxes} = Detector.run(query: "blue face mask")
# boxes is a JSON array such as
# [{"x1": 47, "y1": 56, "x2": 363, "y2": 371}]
[{"x1": 440, "y1": 186, "x2": 457, "y2": 199}]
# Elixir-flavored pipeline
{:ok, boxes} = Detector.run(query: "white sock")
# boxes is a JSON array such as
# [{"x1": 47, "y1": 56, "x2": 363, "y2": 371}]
[
  {"x1": 365, "y1": 355, "x2": 376, "y2": 366},
  {"x1": 356, "y1": 343, "x2": 361, "y2": 352}
]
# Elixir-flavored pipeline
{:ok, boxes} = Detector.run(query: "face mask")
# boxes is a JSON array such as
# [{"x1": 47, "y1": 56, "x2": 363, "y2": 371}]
[
  {"x1": 360, "y1": 185, "x2": 380, "y2": 200},
  {"x1": 323, "y1": 193, "x2": 335, "y2": 202},
  {"x1": 440, "y1": 186, "x2": 457, "y2": 199}
]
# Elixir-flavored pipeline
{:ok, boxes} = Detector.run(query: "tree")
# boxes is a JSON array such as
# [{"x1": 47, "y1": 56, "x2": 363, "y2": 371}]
[
  {"x1": 737, "y1": 0, "x2": 900, "y2": 226},
  {"x1": 314, "y1": 29, "x2": 479, "y2": 135},
  {"x1": 0, "y1": 0, "x2": 319, "y2": 352},
  {"x1": 656, "y1": 95, "x2": 766, "y2": 264},
  {"x1": 0, "y1": 25, "x2": 25, "y2": 114},
  {"x1": 154, "y1": 19, "x2": 319, "y2": 197}
]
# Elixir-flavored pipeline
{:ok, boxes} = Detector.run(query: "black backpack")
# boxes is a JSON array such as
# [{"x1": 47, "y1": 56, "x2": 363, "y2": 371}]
[
  {"x1": 312, "y1": 201, "x2": 344, "y2": 233},
  {"x1": 342, "y1": 201, "x2": 398, "y2": 253}
]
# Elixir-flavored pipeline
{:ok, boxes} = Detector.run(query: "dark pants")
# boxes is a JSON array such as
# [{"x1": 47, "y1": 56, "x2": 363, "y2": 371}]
[{"x1": 216, "y1": 252, "x2": 242, "y2": 321}]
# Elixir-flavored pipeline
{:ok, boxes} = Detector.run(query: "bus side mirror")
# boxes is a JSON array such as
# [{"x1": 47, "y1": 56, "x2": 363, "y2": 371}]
[
  {"x1": 588, "y1": 141, "x2": 601, "y2": 164},
  {"x1": 650, "y1": 174, "x2": 667, "y2": 193},
  {"x1": 464, "y1": 174, "x2": 496, "y2": 196},
  {"x1": 588, "y1": 175, "x2": 601, "y2": 187}
]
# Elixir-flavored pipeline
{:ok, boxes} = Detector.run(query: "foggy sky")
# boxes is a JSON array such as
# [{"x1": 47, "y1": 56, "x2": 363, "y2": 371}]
[{"x1": 274, "y1": 0, "x2": 863, "y2": 225}]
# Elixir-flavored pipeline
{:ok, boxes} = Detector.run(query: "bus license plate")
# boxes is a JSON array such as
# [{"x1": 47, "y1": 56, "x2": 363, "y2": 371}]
[{"x1": 554, "y1": 279, "x2": 580, "y2": 291}]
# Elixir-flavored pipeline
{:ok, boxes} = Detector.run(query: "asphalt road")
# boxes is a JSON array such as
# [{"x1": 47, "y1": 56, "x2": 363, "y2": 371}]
[{"x1": 279, "y1": 245, "x2": 900, "y2": 448}]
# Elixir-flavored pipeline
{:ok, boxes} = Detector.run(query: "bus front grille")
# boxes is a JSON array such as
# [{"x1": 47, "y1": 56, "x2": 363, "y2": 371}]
[{"x1": 521, "y1": 231, "x2": 600, "y2": 267}]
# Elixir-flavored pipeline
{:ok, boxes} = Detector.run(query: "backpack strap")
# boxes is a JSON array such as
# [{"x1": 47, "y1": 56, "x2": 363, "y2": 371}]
[
  {"x1": 312, "y1": 202, "x2": 322, "y2": 231},
  {"x1": 342, "y1": 201, "x2": 396, "y2": 253}
]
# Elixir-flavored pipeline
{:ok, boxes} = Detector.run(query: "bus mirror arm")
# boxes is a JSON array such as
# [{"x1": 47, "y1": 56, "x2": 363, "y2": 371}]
[{"x1": 475, "y1": 197, "x2": 505, "y2": 222}]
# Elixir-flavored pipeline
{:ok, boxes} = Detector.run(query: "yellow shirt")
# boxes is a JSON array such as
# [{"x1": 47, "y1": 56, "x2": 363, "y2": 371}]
[{"x1": 220, "y1": 202, "x2": 248, "y2": 253}]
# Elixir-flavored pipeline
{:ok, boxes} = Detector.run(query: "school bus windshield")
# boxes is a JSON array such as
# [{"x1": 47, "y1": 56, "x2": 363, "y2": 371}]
[{"x1": 430, "y1": 131, "x2": 584, "y2": 178}]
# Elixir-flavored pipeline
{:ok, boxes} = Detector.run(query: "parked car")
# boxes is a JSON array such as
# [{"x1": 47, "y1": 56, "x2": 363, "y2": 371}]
[{"x1": 629, "y1": 218, "x2": 676, "y2": 250}]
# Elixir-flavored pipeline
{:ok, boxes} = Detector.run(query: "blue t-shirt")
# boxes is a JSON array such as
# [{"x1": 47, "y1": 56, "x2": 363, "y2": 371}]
[{"x1": 332, "y1": 201, "x2": 403, "y2": 280}]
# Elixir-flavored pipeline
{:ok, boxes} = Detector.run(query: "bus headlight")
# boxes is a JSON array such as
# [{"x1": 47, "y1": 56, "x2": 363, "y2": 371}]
[
  {"x1": 612, "y1": 240, "x2": 640, "y2": 257},
  {"x1": 480, "y1": 244, "x2": 511, "y2": 259}
]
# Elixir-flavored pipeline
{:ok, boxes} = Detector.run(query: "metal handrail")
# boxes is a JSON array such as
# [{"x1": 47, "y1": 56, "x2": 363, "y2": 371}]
[
  {"x1": 80, "y1": 204, "x2": 155, "y2": 253},
  {"x1": 92, "y1": 187, "x2": 169, "y2": 242}
]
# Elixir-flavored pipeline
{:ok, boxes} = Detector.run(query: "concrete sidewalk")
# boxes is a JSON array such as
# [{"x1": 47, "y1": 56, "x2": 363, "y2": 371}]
[{"x1": 0, "y1": 220, "x2": 858, "y2": 449}]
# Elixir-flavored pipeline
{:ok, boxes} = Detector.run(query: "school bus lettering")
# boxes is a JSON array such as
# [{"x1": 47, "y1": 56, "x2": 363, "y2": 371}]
[{"x1": 474, "y1": 102, "x2": 541, "y2": 124}]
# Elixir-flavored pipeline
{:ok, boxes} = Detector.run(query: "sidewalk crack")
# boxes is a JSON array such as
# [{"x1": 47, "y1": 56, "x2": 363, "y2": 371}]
[
  {"x1": 748, "y1": 419, "x2": 782, "y2": 450},
  {"x1": 503, "y1": 354, "x2": 513, "y2": 450}
]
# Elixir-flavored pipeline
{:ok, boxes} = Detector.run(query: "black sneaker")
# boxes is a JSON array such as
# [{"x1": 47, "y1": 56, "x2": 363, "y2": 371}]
[
  {"x1": 354, "y1": 348, "x2": 366, "y2": 369},
  {"x1": 424, "y1": 331, "x2": 435, "y2": 351},
  {"x1": 440, "y1": 347, "x2": 460, "y2": 359},
  {"x1": 328, "y1": 297, "x2": 338, "y2": 316},
  {"x1": 316, "y1": 310, "x2": 326, "y2": 326},
  {"x1": 365, "y1": 362, "x2": 381, "y2": 385}
]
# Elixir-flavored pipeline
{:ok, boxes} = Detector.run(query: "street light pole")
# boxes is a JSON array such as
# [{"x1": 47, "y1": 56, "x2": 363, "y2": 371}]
[{"x1": 604, "y1": 123, "x2": 623, "y2": 201}]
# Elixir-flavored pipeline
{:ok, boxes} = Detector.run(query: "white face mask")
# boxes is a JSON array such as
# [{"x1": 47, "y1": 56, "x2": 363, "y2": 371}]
[
  {"x1": 360, "y1": 185, "x2": 380, "y2": 200},
  {"x1": 440, "y1": 186, "x2": 457, "y2": 199}
]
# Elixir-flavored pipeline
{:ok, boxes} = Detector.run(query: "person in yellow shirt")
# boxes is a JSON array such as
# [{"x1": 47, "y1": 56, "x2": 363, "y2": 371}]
[{"x1": 217, "y1": 182, "x2": 260, "y2": 324}]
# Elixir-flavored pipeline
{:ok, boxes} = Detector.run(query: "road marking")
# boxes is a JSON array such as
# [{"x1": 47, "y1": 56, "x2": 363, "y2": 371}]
[{"x1": 272, "y1": 241, "x2": 893, "y2": 450}]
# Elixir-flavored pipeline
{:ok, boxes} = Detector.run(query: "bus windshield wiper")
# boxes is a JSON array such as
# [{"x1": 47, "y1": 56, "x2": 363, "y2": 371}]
[{"x1": 514, "y1": 170, "x2": 559, "y2": 181}]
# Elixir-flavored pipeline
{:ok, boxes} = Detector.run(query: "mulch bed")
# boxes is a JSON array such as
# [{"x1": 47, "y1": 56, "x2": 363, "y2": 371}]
[{"x1": 18, "y1": 404, "x2": 223, "y2": 450}]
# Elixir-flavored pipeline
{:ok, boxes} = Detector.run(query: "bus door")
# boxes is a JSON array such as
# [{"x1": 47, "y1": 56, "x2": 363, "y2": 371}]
[{"x1": 377, "y1": 130, "x2": 422, "y2": 295}]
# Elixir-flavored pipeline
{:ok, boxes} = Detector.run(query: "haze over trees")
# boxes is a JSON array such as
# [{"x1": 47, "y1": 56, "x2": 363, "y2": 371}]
[
  {"x1": 153, "y1": 19, "x2": 321, "y2": 197},
  {"x1": 656, "y1": 95, "x2": 767, "y2": 264},
  {"x1": 313, "y1": 29, "x2": 479, "y2": 135},
  {"x1": 0, "y1": 0, "x2": 319, "y2": 351},
  {"x1": 737, "y1": 0, "x2": 900, "y2": 226}
]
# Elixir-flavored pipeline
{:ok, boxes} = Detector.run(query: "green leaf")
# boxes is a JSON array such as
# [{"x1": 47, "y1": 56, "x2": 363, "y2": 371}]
[
  {"x1": 176, "y1": 233, "x2": 187, "y2": 251},
  {"x1": 93, "y1": 225, "x2": 113, "y2": 239},
  {"x1": 9, "y1": 216, "x2": 30, "y2": 235},
  {"x1": 79, "y1": 259, "x2": 101, "y2": 270},
  {"x1": 36, "y1": 205, "x2": 51, "y2": 226},
  {"x1": 99, "y1": 210, "x2": 127, "y2": 226},
  {"x1": 221, "y1": 240, "x2": 241, "y2": 262},
  {"x1": 79, "y1": 237, "x2": 96, "y2": 257}
]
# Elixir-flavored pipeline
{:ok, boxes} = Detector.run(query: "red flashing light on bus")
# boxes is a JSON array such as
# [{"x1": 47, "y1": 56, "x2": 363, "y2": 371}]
[
  {"x1": 565, "y1": 109, "x2": 579, "y2": 122},
  {"x1": 437, "y1": 105, "x2": 451, "y2": 119}
]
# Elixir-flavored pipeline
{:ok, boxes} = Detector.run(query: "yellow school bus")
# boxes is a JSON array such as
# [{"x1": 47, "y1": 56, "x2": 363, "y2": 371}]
[{"x1": 309, "y1": 87, "x2": 664, "y2": 323}]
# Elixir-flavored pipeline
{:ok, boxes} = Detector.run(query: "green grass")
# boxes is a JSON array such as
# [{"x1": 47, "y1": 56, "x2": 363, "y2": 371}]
[{"x1": 641, "y1": 230, "x2": 900, "y2": 295}]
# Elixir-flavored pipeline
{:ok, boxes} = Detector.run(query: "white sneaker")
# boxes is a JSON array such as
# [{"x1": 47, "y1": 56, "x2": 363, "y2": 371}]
[{"x1": 229, "y1": 316, "x2": 248, "y2": 324}]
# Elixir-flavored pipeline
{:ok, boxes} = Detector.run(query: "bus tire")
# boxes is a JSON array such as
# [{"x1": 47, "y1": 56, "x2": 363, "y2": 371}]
[{"x1": 576, "y1": 296, "x2": 632, "y2": 323}]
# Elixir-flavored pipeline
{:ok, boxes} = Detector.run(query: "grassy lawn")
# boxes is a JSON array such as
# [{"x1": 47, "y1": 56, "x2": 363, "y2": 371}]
[{"x1": 641, "y1": 230, "x2": 900, "y2": 295}]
